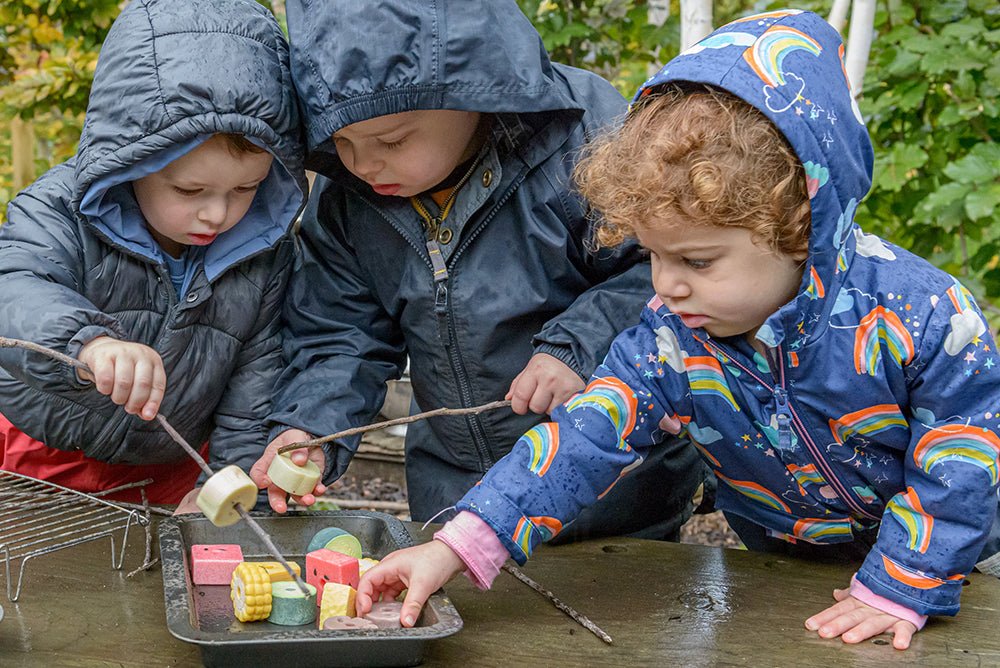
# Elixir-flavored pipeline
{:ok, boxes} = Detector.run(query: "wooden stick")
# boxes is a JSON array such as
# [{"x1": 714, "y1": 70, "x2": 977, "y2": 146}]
[
  {"x1": 276, "y1": 399, "x2": 512, "y2": 455},
  {"x1": 314, "y1": 498, "x2": 409, "y2": 512},
  {"x1": 502, "y1": 564, "x2": 614, "y2": 645},
  {"x1": 90, "y1": 478, "x2": 155, "y2": 498},
  {"x1": 0, "y1": 337, "x2": 310, "y2": 594}
]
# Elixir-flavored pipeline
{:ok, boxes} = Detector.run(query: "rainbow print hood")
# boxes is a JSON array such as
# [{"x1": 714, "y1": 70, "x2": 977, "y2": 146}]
[{"x1": 633, "y1": 9, "x2": 873, "y2": 351}]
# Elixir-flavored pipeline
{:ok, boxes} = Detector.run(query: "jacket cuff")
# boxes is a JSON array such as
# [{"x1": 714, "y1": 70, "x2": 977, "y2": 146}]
[
  {"x1": 849, "y1": 574, "x2": 927, "y2": 630},
  {"x1": 66, "y1": 326, "x2": 120, "y2": 386},
  {"x1": 533, "y1": 343, "x2": 586, "y2": 379},
  {"x1": 434, "y1": 511, "x2": 509, "y2": 590}
]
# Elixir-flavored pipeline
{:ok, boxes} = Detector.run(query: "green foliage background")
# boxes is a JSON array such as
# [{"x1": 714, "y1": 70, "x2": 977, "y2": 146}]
[{"x1": 2, "y1": 1, "x2": 998, "y2": 323}]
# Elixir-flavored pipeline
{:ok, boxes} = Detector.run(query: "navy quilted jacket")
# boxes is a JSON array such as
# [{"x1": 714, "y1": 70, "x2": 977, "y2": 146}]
[{"x1": 0, "y1": 0, "x2": 307, "y2": 472}]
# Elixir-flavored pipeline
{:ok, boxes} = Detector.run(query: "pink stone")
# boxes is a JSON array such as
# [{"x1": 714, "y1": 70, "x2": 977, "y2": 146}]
[
  {"x1": 306, "y1": 548, "x2": 360, "y2": 605},
  {"x1": 363, "y1": 601, "x2": 404, "y2": 628},
  {"x1": 190, "y1": 544, "x2": 244, "y2": 585},
  {"x1": 322, "y1": 615, "x2": 378, "y2": 631}
]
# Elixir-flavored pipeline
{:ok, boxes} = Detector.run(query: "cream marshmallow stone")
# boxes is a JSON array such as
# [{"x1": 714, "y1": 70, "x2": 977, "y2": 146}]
[{"x1": 196, "y1": 465, "x2": 259, "y2": 526}]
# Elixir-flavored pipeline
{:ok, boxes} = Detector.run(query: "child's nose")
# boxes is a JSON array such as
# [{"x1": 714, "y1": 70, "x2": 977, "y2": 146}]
[
  {"x1": 353, "y1": 153, "x2": 384, "y2": 180},
  {"x1": 653, "y1": 268, "x2": 690, "y2": 300},
  {"x1": 198, "y1": 199, "x2": 228, "y2": 226}
]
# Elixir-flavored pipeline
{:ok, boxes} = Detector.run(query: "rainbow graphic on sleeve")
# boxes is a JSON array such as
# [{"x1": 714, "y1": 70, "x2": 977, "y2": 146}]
[
  {"x1": 805, "y1": 266, "x2": 825, "y2": 300},
  {"x1": 913, "y1": 424, "x2": 1000, "y2": 485},
  {"x1": 828, "y1": 403, "x2": 908, "y2": 445},
  {"x1": 716, "y1": 471, "x2": 791, "y2": 513},
  {"x1": 792, "y1": 517, "x2": 853, "y2": 543},
  {"x1": 880, "y1": 554, "x2": 964, "y2": 590},
  {"x1": 565, "y1": 377, "x2": 638, "y2": 448},
  {"x1": 945, "y1": 282, "x2": 975, "y2": 314},
  {"x1": 528, "y1": 516, "x2": 564, "y2": 542},
  {"x1": 512, "y1": 517, "x2": 535, "y2": 556},
  {"x1": 787, "y1": 463, "x2": 826, "y2": 493},
  {"x1": 853, "y1": 306, "x2": 915, "y2": 376},
  {"x1": 684, "y1": 356, "x2": 740, "y2": 412},
  {"x1": 743, "y1": 26, "x2": 821, "y2": 88},
  {"x1": 520, "y1": 423, "x2": 559, "y2": 477},
  {"x1": 886, "y1": 486, "x2": 933, "y2": 553}
]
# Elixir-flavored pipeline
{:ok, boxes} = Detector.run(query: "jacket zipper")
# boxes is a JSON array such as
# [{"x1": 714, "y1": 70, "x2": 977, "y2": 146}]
[
  {"x1": 442, "y1": 173, "x2": 527, "y2": 469},
  {"x1": 706, "y1": 340, "x2": 879, "y2": 521}
]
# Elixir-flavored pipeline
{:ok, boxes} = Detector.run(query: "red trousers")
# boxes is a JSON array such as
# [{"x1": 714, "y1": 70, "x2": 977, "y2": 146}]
[{"x1": 0, "y1": 412, "x2": 207, "y2": 504}]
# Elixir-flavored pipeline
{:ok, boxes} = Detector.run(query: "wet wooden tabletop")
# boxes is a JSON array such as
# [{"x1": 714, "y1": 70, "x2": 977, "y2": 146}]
[{"x1": 2, "y1": 518, "x2": 998, "y2": 667}]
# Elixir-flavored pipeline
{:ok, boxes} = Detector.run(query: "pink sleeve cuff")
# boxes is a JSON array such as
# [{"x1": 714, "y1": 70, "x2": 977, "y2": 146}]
[
  {"x1": 433, "y1": 511, "x2": 509, "y2": 590},
  {"x1": 850, "y1": 574, "x2": 928, "y2": 630}
]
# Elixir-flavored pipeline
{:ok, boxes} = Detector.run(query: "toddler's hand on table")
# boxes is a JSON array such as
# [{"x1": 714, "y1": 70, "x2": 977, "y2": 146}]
[
  {"x1": 805, "y1": 587, "x2": 918, "y2": 649},
  {"x1": 77, "y1": 336, "x2": 166, "y2": 420},
  {"x1": 248, "y1": 429, "x2": 326, "y2": 513},
  {"x1": 356, "y1": 540, "x2": 467, "y2": 627},
  {"x1": 506, "y1": 353, "x2": 584, "y2": 415}
]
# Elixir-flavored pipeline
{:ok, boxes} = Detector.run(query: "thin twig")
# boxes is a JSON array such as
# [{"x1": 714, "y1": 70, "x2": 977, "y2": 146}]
[
  {"x1": 127, "y1": 487, "x2": 159, "y2": 577},
  {"x1": 235, "y1": 504, "x2": 310, "y2": 596},
  {"x1": 276, "y1": 400, "x2": 513, "y2": 455},
  {"x1": 112, "y1": 501, "x2": 174, "y2": 517},
  {"x1": 502, "y1": 563, "x2": 613, "y2": 645},
  {"x1": 314, "y1": 498, "x2": 410, "y2": 512},
  {"x1": 90, "y1": 478, "x2": 155, "y2": 497}
]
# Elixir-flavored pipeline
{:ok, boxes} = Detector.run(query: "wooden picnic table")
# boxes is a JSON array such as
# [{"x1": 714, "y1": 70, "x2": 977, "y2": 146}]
[{"x1": 1, "y1": 516, "x2": 998, "y2": 666}]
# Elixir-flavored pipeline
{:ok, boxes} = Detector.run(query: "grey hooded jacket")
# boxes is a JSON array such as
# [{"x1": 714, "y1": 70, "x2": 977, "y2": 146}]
[
  {"x1": 0, "y1": 0, "x2": 307, "y2": 473},
  {"x1": 272, "y1": 0, "x2": 703, "y2": 528}
]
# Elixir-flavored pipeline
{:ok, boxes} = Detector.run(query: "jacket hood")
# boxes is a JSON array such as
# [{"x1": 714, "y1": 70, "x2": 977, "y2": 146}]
[
  {"x1": 636, "y1": 10, "x2": 874, "y2": 350},
  {"x1": 286, "y1": 0, "x2": 584, "y2": 157},
  {"x1": 74, "y1": 0, "x2": 307, "y2": 279}
]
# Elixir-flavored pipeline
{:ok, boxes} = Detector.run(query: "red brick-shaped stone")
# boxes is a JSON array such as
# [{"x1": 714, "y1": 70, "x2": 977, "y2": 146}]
[
  {"x1": 190, "y1": 544, "x2": 244, "y2": 585},
  {"x1": 306, "y1": 548, "x2": 359, "y2": 605}
]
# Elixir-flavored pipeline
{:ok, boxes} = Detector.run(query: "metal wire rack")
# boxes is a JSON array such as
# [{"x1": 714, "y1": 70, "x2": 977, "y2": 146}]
[{"x1": 0, "y1": 470, "x2": 148, "y2": 601}]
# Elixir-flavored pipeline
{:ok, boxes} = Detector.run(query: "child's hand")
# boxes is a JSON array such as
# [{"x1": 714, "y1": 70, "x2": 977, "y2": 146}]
[
  {"x1": 805, "y1": 587, "x2": 918, "y2": 649},
  {"x1": 505, "y1": 353, "x2": 585, "y2": 415},
  {"x1": 172, "y1": 487, "x2": 202, "y2": 515},
  {"x1": 248, "y1": 429, "x2": 326, "y2": 513},
  {"x1": 77, "y1": 336, "x2": 167, "y2": 420},
  {"x1": 356, "y1": 541, "x2": 467, "y2": 627}
]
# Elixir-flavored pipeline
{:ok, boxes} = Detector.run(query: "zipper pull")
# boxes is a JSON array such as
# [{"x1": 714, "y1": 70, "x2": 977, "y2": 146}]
[{"x1": 773, "y1": 386, "x2": 793, "y2": 450}]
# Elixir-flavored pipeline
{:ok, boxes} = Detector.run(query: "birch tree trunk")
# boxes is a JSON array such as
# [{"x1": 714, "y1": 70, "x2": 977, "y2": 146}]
[
  {"x1": 680, "y1": 0, "x2": 713, "y2": 51},
  {"x1": 844, "y1": 0, "x2": 877, "y2": 98},
  {"x1": 828, "y1": 0, "x2": 851, "y2": 34}
]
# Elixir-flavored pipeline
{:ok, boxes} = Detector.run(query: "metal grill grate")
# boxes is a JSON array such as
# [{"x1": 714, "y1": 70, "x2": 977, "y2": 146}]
[{"x1": 0, "y1": 470, "x2": 148, "y2": 601}]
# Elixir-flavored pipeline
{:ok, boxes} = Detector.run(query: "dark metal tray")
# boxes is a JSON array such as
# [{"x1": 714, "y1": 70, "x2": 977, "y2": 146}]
[{"x1": 159, "y1": 510, "x2": 462, "y2": 667}]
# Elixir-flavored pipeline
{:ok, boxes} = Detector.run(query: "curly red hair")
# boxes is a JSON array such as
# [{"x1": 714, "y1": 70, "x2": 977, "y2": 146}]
[{"x1": 575, "y1": 83, "x2": 810, "y2": 256}]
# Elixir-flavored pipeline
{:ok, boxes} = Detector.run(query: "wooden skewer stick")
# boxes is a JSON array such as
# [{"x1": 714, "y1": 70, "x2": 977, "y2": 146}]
[
  {"x1": 0, "y1": 336, "x2": 310, "y2": 596},
  {"x1": 502, "y1": 564, "x2": 614, "y2": 645},
  {"x1": 276, "y1": 399, "x2": 513, "y2": 455}
]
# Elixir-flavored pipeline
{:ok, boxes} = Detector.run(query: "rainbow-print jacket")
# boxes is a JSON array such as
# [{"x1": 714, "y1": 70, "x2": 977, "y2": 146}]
[{"x1": 457, "y1": 10, "x2": 1000, "y2": 617}]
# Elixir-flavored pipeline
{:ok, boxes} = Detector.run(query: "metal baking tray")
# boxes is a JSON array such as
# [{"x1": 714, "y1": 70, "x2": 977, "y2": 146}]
[{"x1": 159, "y1": 510, "x2": 462, "y2": 667}]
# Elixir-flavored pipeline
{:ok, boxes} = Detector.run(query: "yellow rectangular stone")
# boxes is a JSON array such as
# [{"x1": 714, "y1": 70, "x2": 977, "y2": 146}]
[
  {"x1": 319, "y1": 582, "x2": 357, "y2": 627},
  {"x1": 254, "y1": 561, "x2": 302, "y2": 582}
]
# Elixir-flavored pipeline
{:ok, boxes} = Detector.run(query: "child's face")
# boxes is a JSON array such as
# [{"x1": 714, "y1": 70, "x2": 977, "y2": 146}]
[
  {"x1": 636, "y1": 220, "x2": 807, "y2": 344},
  {"x1": 132, "y1": 135, "x2": 273, "y2": 257},
  {"x1": 333, "y1": 110, "x2": 482, "y2": 198}
]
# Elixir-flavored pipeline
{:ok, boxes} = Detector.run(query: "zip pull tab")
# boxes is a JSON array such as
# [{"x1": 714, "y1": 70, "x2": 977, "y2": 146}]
[
  {"x1": 773, "y1": 386, "x2": 793, "y2": 450},
  {"x1": 427, "y1": 240, "x2": 449, "y2": 284}
]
